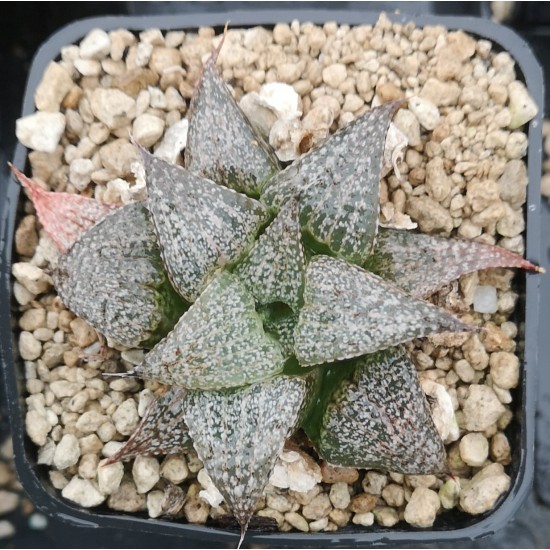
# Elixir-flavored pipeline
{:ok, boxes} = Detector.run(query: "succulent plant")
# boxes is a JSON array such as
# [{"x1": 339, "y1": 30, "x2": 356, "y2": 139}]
[{"x1": 13, "y1": 42, "x2": 542, "y2": 546}]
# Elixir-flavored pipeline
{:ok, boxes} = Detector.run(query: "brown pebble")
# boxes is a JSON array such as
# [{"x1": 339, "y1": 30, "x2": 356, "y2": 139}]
[
  {"x1": 320, "y1": 462, "x2": 359, "y2": 484},
  {"x1": 349, "y1": 493, "x2": 378, "y2": 514},
  {"x1": 376, "y1": 82, "x2": 405, "y2": 103},
  {"x1": 15, "y1": 215, "x2": 38, "y2": 257},
  {"x1": 111, "y1": 69, "x2": 159, "y2": 97}
]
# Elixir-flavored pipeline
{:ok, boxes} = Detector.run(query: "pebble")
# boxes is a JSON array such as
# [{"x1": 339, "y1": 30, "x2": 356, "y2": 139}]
[
  {"x1": 352, "y1": 512, "x2": 375, "y2": 526},
  {"x1": 322, "y1": 63, "x2": 347, "y2": 88},
  {"x1": 0, "y1": 491, "x2": 19, "y2": 515},
  {"x1": 462, "y1": 385, "x2": 506, "y2": 431},
  {"x1": 19, "y1": 332, "x2": 42, "y2": 361},
  {"x1": 53, "y1": 434, "x2": 81, "y2": 470},
  {"x1": 90, "y1": 88, "x2": 135, "y2": 130},
  {"x1": 154, "y1": 118, "x2": 188, "y2": 163},
  {"x1": 62, "y1": 477, "x2": 105, "y2": 507},
  {"x1": 302, "y1": 493, "x2": 332, "y2": 520},
  {"x1": 373, "y1": 506, "x2": 400, "y2": 527},
  {"x1": 284, "y1": 511, "x2": 309, "y2": 532},
  {"x1": 160, "y1": 455, "x2": 189, "y2": 485},
  {"x1": 269, "y1": 449, "x2": 322, "y2": 493},
  {"x1": 489, "y1": 352, "x2": 519, "y2": 389},
  {"x1": 490, "y1": 432, "x2": 512, "y2": 464},
  {"x1": 15, "y1": 215, "x2": 38, "y2": 257},
  {"x1": 460, "y1": 463, "x2": 511, "y2": 514},
  {"x1": 459, "y1": 433, "x2": 489, "y2": 467},
  {"x1": 382, "y1": 483, "x2": 405, "y2": 507},
  {"x1": 473, "y1": 285, "x2": 498, "y2": 314},
  {"x1": 408, "y1": 97, "x2": 440, "y2": 130},
  {"x1": 16, "y1": 112, "x2": 66, "y2": 153},
  {"x1": 75, "y1": 411, "x2": 108, "y2": 434},
  {"x1": 349, "y1": 493, "x2": 378, "y2": 513},
  {"x1": 406, "y1": 196, "x2": 453, "y2": 233},
  {"x1": 309, "y1": 517, "x2": 329, "y2": 531},
  {"x1": 320, "y1": 462, "x2": 359, "y2": 484},
  {"x1": 439, "y1": 478, "x2": 460, "y2": 509},
  {"x1": 498, "y1": 160, "x2": 528, "y2": 209},
  {"x1": 147, "y1": 490, "x2": 164, "y2": 518},
  {"x1": 404, "y1": 487, "x2": 440, "y2": 528},
  {"x1": 69, "y1": 158, "x2": 94, "y2": 191},
  {"x1": 80, "y1": 29, "x2": 111, "y2": 60},
  {"x1": 12, "y1": 263, "x2": 51, "y2": 295},
  {"x1": 362, "y1": 471, "x2": 388, "y2": 495},
  {"x1": 132, "y1": 455, "x2": 160, "y2": 494},
  {"x1": 35, "y1": 61, "x2": 74, "y2": 112},
  {"x1": 133, "y1": 113, "x2": 165, "y2": 147},
  {"x1": 112, "y1": 399, "x2": 140, "y2": 436},
  {"x1": 78, "y1": 453, "x2": 99, "y2": 479},
  {"x1": 508, "y1": 81, "x2": 538, "y2": 129},
  {"x1": 183, "y1": 494, "x2": 210, "y2": 524},
  {"x1": 108, "y1": 480, "x2": 146, "y2": 512},
  {"x1": 97, "y1": 460, "x2": 124, "y2": 495},
  {"x1": 0, "y1": 520, "x2": 15, "y2": 540},
  {"x1": 329, "y1": 482, "x2": 351, "y2": 510},
  {"x1": 420, "y1": 78, "x2": 460, "y2": 106}
]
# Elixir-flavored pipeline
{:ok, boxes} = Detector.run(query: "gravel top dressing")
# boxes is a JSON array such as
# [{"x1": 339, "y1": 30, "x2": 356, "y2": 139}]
[{"x1": 11, "y1": 13, "x2": 539, "y2": 540}]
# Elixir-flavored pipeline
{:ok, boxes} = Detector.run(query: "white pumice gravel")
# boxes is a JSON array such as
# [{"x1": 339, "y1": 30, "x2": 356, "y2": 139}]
[{"x1": 13, "y1": 14, "x2": 535, "y2": 534}]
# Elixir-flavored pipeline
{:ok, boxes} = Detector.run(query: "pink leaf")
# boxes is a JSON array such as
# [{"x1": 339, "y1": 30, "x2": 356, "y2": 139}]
[{"x1": 9, "y1": 163, "x2": 113, "y2": 252}]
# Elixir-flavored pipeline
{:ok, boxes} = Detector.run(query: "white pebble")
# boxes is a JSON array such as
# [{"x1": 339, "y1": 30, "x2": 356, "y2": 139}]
[
  {"x1": 459, "y1": 433, "x2": 489, "y2": 467},
  {"x1": 69, "y1": 158, "x2": 94, "y2": 191},
  {"x1": 132, "y1": 455, "x2": 160, "y2": 494},
  {"x1": 53, "y1": 434, "x2": 81, "y2": 470},
  {"x1": 408, "y1": 97, "x2": 440, "y2": 130},
  {"x1": 62, "y1": 477, "x2": 106, "y2": 507},
  {"x1": 460, "y1": 463, "x2": 510, "y2": 514},
  {"x1": 16, "y1": 112, "x2": 65, "y2": 153},
  {"x1": 147, "y1": 490, "x2": 165, "y2": 518},
  {"x1": 160, "y1": 455, "x2": 189, "y2": 485},
  {"x1": 473, "y1": 285, "x2": 498, "y2": 314},
  {"x1": 98, "y1": 459, "x2": 124, "y2": 495},
  {"x1": 133, "y1": 114, "x2": 165, "y2": 148},
  {"x1": 404, "y1": 487, "x2": 440, "y2": 527},
  {"x1": 112, "y1": 399, "x2": 139, "y2": 435},
  {"x1": 154, "y1": 118, "x2": 189, "y2": 163},
  {"x1": 79, "y1": 29, "x2": 111, "y2": 60},
  {"x1": 12, "y1": 263, "x2": 51, "y2": 295}
]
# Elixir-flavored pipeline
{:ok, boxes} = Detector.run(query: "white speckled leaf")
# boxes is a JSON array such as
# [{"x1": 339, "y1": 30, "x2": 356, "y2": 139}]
[
  {"x1": 104, "y1": 388, "x2": 190, "y2": 464},
  {"x1": 141, "y1": 149, "x2": 270, "y2": 302},
  {"x1": 185, "y1": 57, "x2": 280, "y2": 196},
  {"x1": 54, "y1": 202, "x2": 186, "y2": 348},
  {"x1": 235, "y1": 199, "x2": 305, "y2": 310},
  {"x1": 294, "y1": 255, "x2": 473, "y2": 366},
  {"x1": 368, "y1": 228, "x2": 541, "y2": 298},
  {"x1": 10, "y1": 163, "x2": 113, "y2": 253},
  {"x1": 135, "y1": 272, "x2": 285, "y2": 390},
  {"x1": 183, "y1": 374, "x2": 312, "y2": 533},
  {"x1": 261, "y1": 101, "x2": 400, "y2": 263},
  {"x1": 258, "y1": 304, "x2": 298, "y2": 358},
  {"x1": 314, "y1": 347, "x2": 447, "y2": 473}
]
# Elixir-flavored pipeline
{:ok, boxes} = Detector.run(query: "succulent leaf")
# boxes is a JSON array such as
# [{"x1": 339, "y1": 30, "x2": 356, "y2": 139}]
[
  {"x1": 135, "y1": 272, "x2": 285, "y2": 390},
  {"x1": 183, "y1": 374, "x2": 313, "y2": 537},
  {"x1": 367, "y1": 227, "x2": 542, "y2": 298},
  {"x1": 294, "y1": 255, "x2": 473, "y2": 366},
  {"x1": 258, "y1": 303, "x2": 298, "y2": 358},
  {"x1": 306, "y1": 347, "x2": 447, "y2": 474},
  {"x1": 54, "y1": 202, "x2": 186, "y2": 348},
  {"x1": 261, "y1": 101, "x2": 400, "y2": 263},
  {"x1": 234, "y1": 198, "x2": 305, "y2": 310},
  {"x1": 141, "y1": 149, "x2": 270, "y2": 302},
  {"x1": 184, "y1": 54, "x2": 280, "y2": 197},
  {"x1": 10, "y1": 163, "x2": 113, "y2": 253},
  {"x1": 104, "y1": 388, "x2": 190, "y2": 464}
]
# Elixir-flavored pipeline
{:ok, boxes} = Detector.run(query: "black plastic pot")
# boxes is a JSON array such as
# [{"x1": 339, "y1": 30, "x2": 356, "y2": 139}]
[{"x1": 0, "y1": 9, "x2": 543, "y2": 549}]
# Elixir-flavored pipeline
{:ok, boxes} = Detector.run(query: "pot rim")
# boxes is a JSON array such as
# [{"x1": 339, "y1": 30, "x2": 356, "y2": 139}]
[{"x1": 0, "y1": 9, "x2": 543, "y2": 547}]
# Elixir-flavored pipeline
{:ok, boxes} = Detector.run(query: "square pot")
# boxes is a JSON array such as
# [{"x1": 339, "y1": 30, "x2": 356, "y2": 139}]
[{"x1": 0, "y1": 9, "x2": 543, "y2": 548}]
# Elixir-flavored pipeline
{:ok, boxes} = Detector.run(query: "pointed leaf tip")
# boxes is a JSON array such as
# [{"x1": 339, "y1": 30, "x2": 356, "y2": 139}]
[
  {"x1": 184, "y1": 48, "x2": 279, "y2": 196},
  {"x1": 262, "y1": 101, "x2": 400, "y2": 263},
  {"x1": 183, "y1": 375, "x2": 312, "y2": 533},
  {"x1": 9, "y1": 163, "x2": 113, "y2": 252},
  {"x1": 370, "y1": 228, "x2": 544, "y2": 298},
  {"x1": 104, "y1": 388, "x2": 190, "y2": 464},
  {"x1": 295, "y1": 255, "x2": 473, "y2": 366}
]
